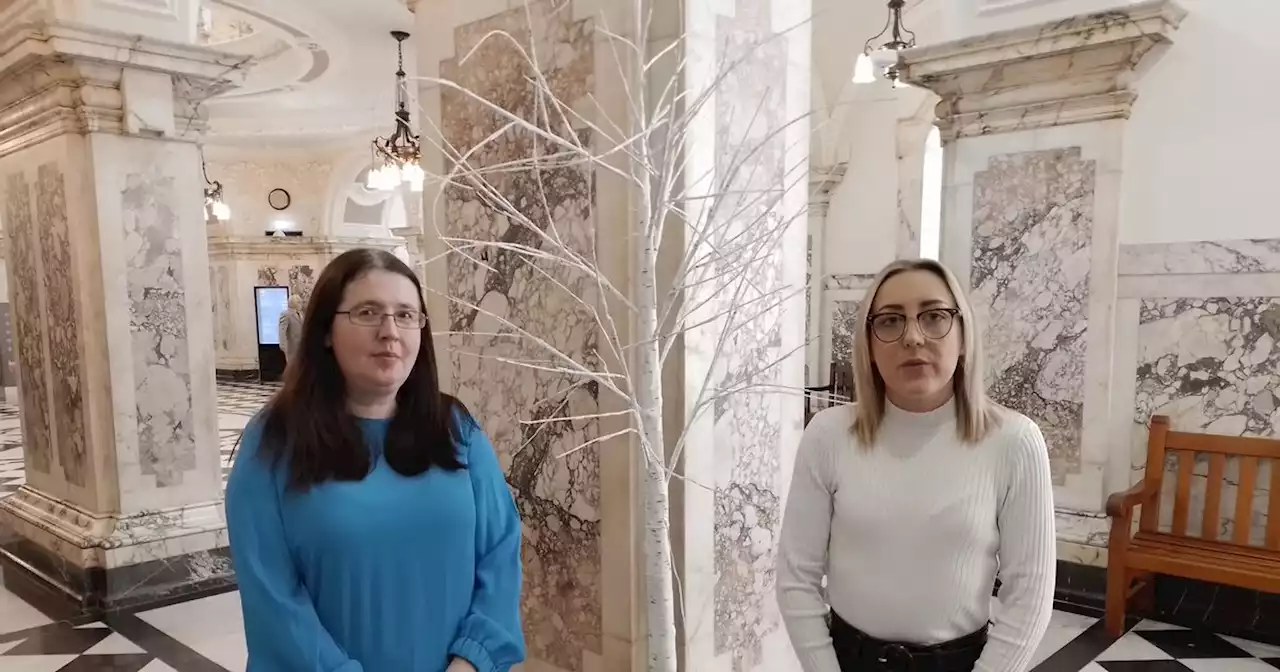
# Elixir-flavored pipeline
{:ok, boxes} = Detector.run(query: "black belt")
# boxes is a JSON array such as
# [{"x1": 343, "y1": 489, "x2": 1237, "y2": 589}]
[{"x1": 829, "y1": 611, "x2": 988, "y2": 672}]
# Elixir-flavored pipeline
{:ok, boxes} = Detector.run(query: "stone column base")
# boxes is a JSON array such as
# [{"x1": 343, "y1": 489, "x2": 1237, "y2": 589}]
[{"x1": 0, "y1": 486, "x2": 233, "y2": 611}]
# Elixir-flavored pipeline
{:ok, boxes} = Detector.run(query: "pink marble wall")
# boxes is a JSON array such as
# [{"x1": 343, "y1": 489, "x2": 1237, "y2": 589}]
[{"x1": 438, "y1": 2, "x2": 601, "y2": 669}]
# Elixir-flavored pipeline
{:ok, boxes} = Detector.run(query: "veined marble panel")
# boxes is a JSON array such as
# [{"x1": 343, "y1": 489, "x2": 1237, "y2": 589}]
[
  {"x1": 257, "y1": 264, "x2": 316, "y2": 303},
  {"x1": 211, "y1": 265, "x2": 231, "y2": 352},
  {"x1": 36, "y1": 164, "x2": 88, "y2": 487},
  {"x1": 4, "y1": 172, "x2": 52, "y2": 475},
  {"x1": 710, "y1": 0, "x2": 793, "y2": 667},
  {"x1": 970, "y1": 148, "x2": 1096, "y2": 484},
  {"x1": 122, "y1": 171, "x2": 196, "y2": 487},
  {"x1": 439, "y1": 3, "x2": 600, "y2": 668},
  {"x1": 830, "y1": 301, "x2": 858, "y2": 366},
  {"x1": 1120, "y1": 239, "x2": 1280, "y2": 276},
  {"x1": 256, "y1": 266, "x2": 279, "y2": 287},
  {"x1": 287, "y1": 264, "x2": 316, "y2": 303},
  {"x1": 1132, "y1": 297, "x2": 1280, "y2": 544},
  {"x1": 823, "y1": 273, "x2": 876, "y2": 291}
]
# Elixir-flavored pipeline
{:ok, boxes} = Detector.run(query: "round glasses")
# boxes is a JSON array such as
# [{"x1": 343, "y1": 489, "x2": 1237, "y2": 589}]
[
  {"x1": 337, "y1": 307, "x2": 428, "y2": 329},
  {"x1": 868, "y1": 307, "x2": 959, "y2": 343}
]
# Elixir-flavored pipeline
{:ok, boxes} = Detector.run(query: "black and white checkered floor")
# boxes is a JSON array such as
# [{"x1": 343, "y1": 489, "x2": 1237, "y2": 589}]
[
  {"x1": 0, "y1": 381, "x2": 277, "y2": 502},
  {"x1": 3, "y1": 381, "x2": 1280, "y2": 670},
  {"x1": 1, "y1": 589, "x2": 1278, "y2": 672}
]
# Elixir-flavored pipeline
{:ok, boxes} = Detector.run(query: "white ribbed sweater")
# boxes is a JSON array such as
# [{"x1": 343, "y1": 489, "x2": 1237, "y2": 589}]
[{"x1": 776, "y1": 399, "x2": 1056, "y2": 672}]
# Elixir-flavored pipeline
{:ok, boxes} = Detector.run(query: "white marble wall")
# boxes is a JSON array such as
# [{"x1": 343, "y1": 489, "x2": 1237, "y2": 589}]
[
  {"x1": 939, "y1": 121, "x2": 1126, "y2": 523},
  {"x1": 208, "y1": 237, "x2": 403, "y2": 372},
  {"x1": 1110, "y1": 239, "x2": 1280, "y2": 545},
  {"x1": 206, "y1": 159, "x2": 334, "y2": 236}
]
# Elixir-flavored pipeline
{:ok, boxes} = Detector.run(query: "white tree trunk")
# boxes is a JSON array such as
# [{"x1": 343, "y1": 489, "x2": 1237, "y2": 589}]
[
  {"x1": 635, "y1": 202, "x2": 677, "y2": 670},
  {"x1": 640, "y1": 431, "x2": 677, "y2": 672}
]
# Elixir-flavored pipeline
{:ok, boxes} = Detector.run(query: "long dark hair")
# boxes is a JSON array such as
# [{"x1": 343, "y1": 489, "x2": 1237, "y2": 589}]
[{"x1": 257, "y1": 248, "x2": 467, "y2": 490}]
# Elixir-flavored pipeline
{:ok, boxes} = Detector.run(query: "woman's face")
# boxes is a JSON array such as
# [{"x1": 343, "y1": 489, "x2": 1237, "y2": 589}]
[
  {"x1": 867, "y1": 269, "x2": 963, "y2": 412},
  {"x1": 330, "y1": 269, "x2": 422, "y2": 399}
]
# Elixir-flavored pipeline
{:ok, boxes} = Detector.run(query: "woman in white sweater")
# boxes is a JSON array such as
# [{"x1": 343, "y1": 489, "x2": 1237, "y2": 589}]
[{"x1": 777, "y1": 259, "x2": 1056, "y2": 672}]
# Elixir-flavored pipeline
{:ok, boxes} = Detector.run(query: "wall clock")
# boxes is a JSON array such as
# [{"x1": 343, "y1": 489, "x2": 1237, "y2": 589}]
[{"x1": 267, "y1": 188, "x2": 291, "y2": 211}]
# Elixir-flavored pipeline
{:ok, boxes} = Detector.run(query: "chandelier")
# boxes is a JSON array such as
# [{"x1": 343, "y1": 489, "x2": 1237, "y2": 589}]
[
  {"x1": 202, "y1": 153, "x2": 230, "y2": 221},
  {"x1": 367, "y1": 30, "x2": 424, "y2": 192},
  {"x1": 852, "y1": 0, "x2": 917, "y2": 87}
]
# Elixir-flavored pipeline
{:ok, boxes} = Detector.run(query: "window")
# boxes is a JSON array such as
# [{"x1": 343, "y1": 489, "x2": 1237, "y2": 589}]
[{"x1": 919, "y1": 126, "x2": 943, "y2": 261}]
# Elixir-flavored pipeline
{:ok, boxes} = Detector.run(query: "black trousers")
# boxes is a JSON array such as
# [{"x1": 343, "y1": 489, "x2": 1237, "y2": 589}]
[{"x1": 829, "y1": 611, "x2": 987, "y2": 672}]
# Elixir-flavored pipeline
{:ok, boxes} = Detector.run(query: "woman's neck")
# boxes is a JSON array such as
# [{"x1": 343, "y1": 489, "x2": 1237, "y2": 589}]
[{"x1": 346, "y1": 391, "x2": 396, "y2": 419}]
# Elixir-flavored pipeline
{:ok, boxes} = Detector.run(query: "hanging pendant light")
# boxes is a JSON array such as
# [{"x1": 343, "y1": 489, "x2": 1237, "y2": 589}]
[
  {"x1": 201, "y1": 152, "x2": 231, "y2": 221},
  {"x1": 369, "y1": 30, "x2": 423, "y2": 193},
  {"x1": 852, "y1": 0, "x2": 917, "y2": 86},
  {"x1": 852, "y1": 52, "x2": 876, "y2": 84}
]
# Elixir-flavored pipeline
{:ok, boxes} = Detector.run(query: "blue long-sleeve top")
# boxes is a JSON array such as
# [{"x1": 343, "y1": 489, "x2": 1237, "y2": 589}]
[{"x1": 225, "y1": 412, "x2": 525, "y2": 672}]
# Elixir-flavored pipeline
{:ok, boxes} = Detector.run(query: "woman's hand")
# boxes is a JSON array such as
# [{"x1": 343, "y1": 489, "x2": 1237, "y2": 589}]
[{"x1": 446, "y1": 658, "x2": 478, "y2": 672}]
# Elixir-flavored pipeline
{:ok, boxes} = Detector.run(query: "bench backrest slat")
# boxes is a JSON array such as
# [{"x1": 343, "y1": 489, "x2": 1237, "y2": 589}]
[
  {"x1": 1269, "y1": 464, "x2": 1280, "y2": 549},
  {"x1": 1142, "y1": 415, "x2": 1280, "y2": 550},
  {"x1": 1203, "y1": 453, "x2": 1226, "y2": 541},
  {"x1": 1234, "y1": 456, "x2": 1261, "y2": 546}
]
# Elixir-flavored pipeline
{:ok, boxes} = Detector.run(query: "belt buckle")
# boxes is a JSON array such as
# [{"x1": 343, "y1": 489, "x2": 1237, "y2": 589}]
[{"x1": 876, "y1": 643, "x2": 914, "y2": 671}]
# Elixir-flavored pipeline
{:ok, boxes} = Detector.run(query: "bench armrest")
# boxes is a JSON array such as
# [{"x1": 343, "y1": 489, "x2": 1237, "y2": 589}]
[
  {"x1": 1105, "y1": 481, "x2": 1151, "y2": 551},
  {"x1": 1105, "y1": 481, "x2": 1149, "y2": 518}
]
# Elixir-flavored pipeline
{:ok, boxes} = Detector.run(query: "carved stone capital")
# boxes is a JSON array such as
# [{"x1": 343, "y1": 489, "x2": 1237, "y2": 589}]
[
  {"x1": 809, "y1": 162, "x2": 846, "y2": 216},
  {"x1": 899, "y1": 0, "x2": 1187, "y2": 140},
  {"x1": 0, "y1": 21, "x2": 245, "y2": 158}
]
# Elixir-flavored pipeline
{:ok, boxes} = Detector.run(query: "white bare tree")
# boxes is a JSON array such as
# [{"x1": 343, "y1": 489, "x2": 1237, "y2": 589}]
[{"x1": 415, "y1": 1, "x2": 815, "y2": 669}]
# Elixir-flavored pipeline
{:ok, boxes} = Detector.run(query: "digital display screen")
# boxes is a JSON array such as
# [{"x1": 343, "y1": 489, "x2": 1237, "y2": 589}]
[{"x1": 255, "y1": 286, "x2": 290, "y2": 346}]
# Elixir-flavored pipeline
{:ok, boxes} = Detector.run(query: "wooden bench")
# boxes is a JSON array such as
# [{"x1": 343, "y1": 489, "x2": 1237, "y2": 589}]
[{"x1": 1105, "y1": 415, "x2": 1280, "y2": 637}]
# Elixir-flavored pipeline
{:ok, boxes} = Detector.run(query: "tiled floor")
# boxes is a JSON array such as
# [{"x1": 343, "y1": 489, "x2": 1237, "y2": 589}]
[
  {"x1": 0, "y1": 380, "x2": 277, "y2": 501},
  {"x1": 3, "y1": 381, "x2": 1280, "y2": 670},
  {"x1": 1, "y1": 586, "x2": 1279, "y2": 671}
]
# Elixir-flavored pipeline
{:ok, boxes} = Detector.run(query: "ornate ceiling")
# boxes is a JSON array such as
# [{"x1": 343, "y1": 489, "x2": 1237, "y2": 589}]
[{"x1": 200, "y1": 0, "x2": 413, "y2": 148}]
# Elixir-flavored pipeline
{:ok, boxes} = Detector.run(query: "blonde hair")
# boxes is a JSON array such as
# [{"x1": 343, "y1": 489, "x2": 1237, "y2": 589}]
[{"x1": 851, "y1": 258, "x2": 1000, "y2": 446}]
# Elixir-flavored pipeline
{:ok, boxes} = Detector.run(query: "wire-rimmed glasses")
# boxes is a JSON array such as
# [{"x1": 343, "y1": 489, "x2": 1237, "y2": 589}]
[{"x1": 337, "y1": 307, "x2": 428, "y2": 329}]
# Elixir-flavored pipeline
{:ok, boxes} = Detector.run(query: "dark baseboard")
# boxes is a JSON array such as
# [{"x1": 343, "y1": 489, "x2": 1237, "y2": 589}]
[
  {"x1": 0, "y1": 531, "x2": 236, "y2": 617},
  {"x1": 215, "y1": 368, "x2": 259, "y2": 382},
  {"x1": 1054, "y1": 559, "x2": 1280, "y2": 646}
]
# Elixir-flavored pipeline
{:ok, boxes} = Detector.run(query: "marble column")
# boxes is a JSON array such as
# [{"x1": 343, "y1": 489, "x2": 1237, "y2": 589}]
[
  {"x1": 414, "y1": 1, "x2": 631, "y2": 670},
  {"x1": 677, "y1": 0, "x2": 810, "y2": 670},
  {"x1": 0, "y1": 5, "x2": 241, "y2": 608},
  {"x1": 807, "y1": 164, "x2": 845, "y2": 387},
  {"x1": 413, "y1": 0, "x2": 809, "y2": 669},
  {"x1": 900, "y1": 0, "x2": 1186, "y2": 558}
]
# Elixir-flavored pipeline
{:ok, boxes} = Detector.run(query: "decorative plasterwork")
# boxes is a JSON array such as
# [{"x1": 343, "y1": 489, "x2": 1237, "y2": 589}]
[
  {"x1": 898, "y1": 0, "x2": 1186, "y2": 139},
  {"x1": 0, "y1": 22, "x2": 244, "y2": 158},
  {"x1": 809, "y1": 162, "x2": 847, "y2": 218}
]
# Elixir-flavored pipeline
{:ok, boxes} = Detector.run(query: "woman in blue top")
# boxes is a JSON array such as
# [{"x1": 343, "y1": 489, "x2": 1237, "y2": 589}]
[{"x1": 225, "y1": 248, "x2": 525, "y2": 672}]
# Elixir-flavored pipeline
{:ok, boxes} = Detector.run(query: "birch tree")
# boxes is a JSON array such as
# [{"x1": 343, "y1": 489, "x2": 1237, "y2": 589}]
[{"x1": 417, "y1": 1, "x2": 812, "y2": 669}]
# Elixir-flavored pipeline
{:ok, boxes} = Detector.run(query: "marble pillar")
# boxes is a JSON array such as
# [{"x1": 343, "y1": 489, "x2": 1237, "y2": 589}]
[
  {"x1": 679, "y1": 0, "x2": 810, "y2": 670},
  {"x1": 0, "y1": 9, "x2": 241, "y2": 607},
  {"x1": 415, "y1": 1, "x2": 626, "y2": 670},
  {"x1": 415, "y1": 0, "x2": 809, "y2": 668},
  {"x1": 807, "y1": 165, "x2": 845, "y2": 387},
  {"x1": 900, "y1": 1, "x2": 1186, "y2": 556}
]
